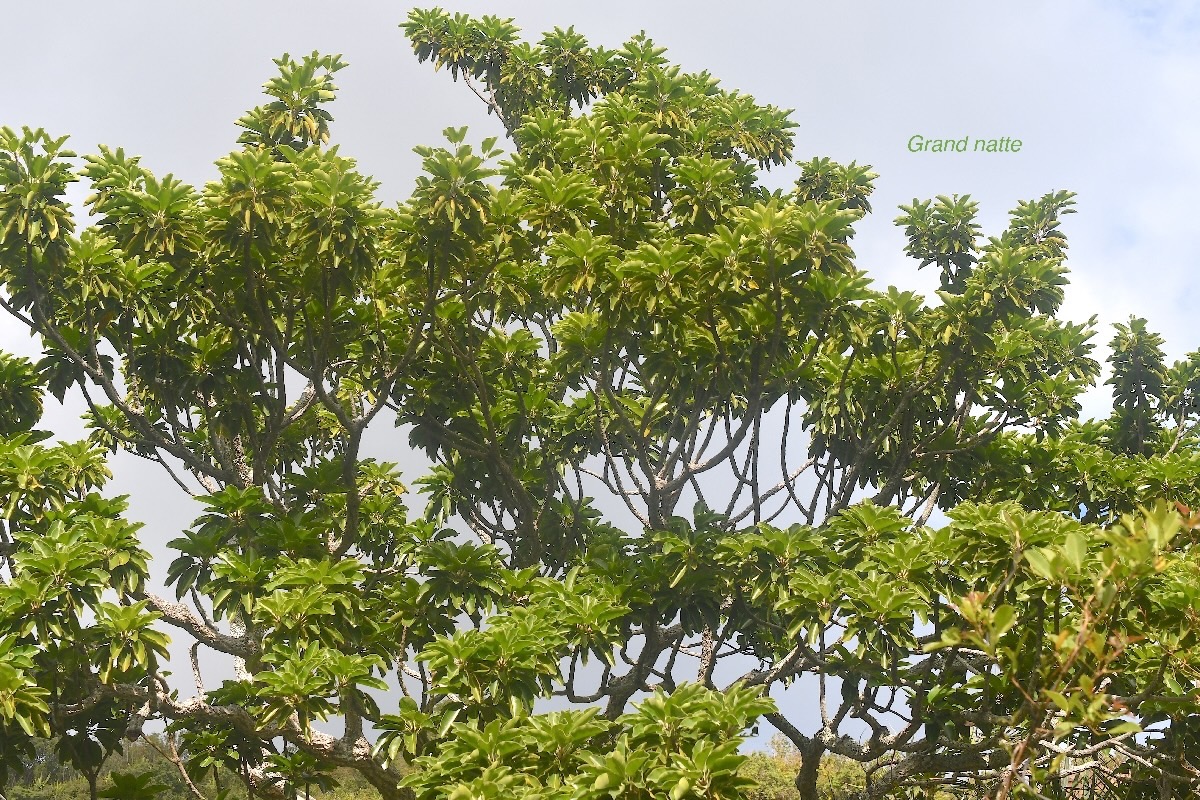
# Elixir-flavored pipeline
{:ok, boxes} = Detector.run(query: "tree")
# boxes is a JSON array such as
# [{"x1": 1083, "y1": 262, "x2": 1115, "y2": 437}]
[{"x1": 2, "y1": 9, "x2": 1200, "y2": 800}]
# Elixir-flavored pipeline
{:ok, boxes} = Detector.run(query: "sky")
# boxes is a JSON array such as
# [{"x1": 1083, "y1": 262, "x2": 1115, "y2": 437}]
[{"x1": 2, "y1": 0, "x2": 1199, "y2": 750}]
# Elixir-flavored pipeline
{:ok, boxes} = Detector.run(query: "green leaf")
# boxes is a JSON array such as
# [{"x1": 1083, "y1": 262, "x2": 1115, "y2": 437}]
[
  {"x1": 1063, "y1": 531, "x2": 1086, "y2": 571},
  {"x1": 1025, "y1": 547, "x2": 1057, "y2": 580}
]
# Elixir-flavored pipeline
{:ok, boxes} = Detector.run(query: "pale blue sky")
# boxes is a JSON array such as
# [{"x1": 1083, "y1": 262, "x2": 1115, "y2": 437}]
[{"x1": 2, "y1": 0, "x2": 1198, "y2": 749}]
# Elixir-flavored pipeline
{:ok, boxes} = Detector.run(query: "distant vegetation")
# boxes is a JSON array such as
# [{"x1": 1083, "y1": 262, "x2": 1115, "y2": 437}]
[
  {"x1": 5, "y1": 735, "x2": 879, "y2": 800},
  {"x1": 4, "y1": 735, "x2": 383, "y2": 800}
]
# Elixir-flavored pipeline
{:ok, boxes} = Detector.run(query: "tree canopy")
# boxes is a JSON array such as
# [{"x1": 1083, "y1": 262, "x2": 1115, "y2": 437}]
[{"x1": 2, "y1": 9, "x2": 1200, "y2": 800}]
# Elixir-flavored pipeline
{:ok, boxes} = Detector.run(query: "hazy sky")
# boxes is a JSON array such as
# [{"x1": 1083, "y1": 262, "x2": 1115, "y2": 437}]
[
  {"x1": 2, "y1": 0, "x2": 1199, "y2": 747},
  {"x1": 6, "y1": 0, "x2": 1198, "y2": 408}
]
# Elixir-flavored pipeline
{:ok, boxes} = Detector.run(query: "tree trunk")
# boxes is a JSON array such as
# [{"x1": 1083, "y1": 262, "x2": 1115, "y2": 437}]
[{"x1": 796, "y1": 743, "x2": 825, "y2": 800}]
